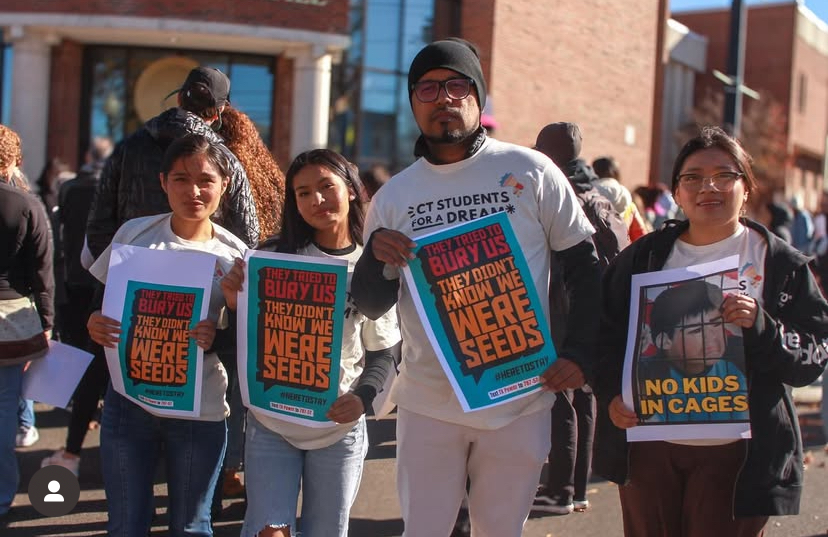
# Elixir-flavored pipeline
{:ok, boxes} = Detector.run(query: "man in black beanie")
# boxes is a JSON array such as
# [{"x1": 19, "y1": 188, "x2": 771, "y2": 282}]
[{"x1": 352, "y1": 38, "x2": 602, "y2": 537}]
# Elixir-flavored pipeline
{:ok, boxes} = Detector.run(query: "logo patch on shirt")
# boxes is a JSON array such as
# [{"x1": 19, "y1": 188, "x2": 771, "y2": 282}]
[
  {"x1": 739, "y1": 262, "x2": 762, "y2": 290},
  {"x1": 499, "y1": 173, "x2": 524, "y2": 196}
]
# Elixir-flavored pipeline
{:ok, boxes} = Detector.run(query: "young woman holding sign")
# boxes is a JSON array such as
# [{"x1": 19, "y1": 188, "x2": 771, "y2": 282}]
[
  {"x1": 221, "y1": 149, "x2": 400, "y2": 537},
  {"x1": 593, "y1": 126, "x2": 828, "y2": 536},
  {"x1": 86, "y1": 134, "x2": 247, "y2": 537}
]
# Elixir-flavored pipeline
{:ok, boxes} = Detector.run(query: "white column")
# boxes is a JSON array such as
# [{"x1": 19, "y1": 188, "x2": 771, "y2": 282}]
[
  {"x1": 8, "y1": 27, "x2": 56, "y2": 184},
  {"x1": 289, "y1": 45, "x2": 332, "y2": 158}
]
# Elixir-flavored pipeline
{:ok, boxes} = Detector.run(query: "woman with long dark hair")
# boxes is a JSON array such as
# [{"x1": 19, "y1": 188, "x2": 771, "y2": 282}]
[
  {"x1": 86, "y1": 133, "x2": 247, "y2": 537},
  {"x1": 222, "y1": 149, "x2": 400, "y2": 537}
]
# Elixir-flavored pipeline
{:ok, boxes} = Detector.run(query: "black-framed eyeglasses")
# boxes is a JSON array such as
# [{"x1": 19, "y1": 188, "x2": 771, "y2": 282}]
[
  {"x1": 677, "y1": 171, "x2": 744, "y2": 192},
  {"x1": 411, "y1": 78, "x2": 475, "y2": 103}
]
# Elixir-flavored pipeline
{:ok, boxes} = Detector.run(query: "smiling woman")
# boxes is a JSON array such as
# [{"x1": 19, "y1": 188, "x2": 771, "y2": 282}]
[
  {"x1": 219, "y1": 148, "x2": 401, "y2": 537},
  {"x1": 594, "y1": 126, "x2": 828, "y2": 537}
]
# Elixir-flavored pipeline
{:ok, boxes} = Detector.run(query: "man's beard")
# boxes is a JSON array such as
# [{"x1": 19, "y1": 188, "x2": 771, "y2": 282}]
[{"x1": 424, "y1": 125, "x2": 476, "y2": 145}]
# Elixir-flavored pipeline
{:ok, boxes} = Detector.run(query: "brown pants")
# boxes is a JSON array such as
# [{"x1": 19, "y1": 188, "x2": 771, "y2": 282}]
[{"x1": 619, "y1": 441, "x2": 768, "y2": 537}]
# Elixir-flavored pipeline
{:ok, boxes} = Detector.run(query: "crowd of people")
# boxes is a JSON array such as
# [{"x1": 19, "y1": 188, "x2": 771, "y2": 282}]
[{"x1": 2, "y1": 36, "x2": 828, "y2": 537}]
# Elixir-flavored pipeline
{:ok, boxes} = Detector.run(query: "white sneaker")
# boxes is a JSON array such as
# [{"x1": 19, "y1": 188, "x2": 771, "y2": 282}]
[
  {"x1": 574, "y1": 499, "x2": 590, "y2": 511},
  {"x1": 15, "y1": 426, "x2": 39, "y2": 448},
  {"x1": 41, "y1": 449, "x2": 80, "y2": 477}
]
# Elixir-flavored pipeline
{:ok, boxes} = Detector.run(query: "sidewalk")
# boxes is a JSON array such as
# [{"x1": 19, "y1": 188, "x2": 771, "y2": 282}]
[{"x1": 5, "y1": 404, "x2": 828, "y2": 536}]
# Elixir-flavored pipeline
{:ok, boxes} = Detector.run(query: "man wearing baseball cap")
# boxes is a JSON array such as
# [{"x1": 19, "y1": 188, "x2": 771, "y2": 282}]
[
  {"x1": 86, "y1": 66, "x2": 259, "y2": 259},
  {"x1": 352, "y1": 38, "x2": 601, "y2": 536}
]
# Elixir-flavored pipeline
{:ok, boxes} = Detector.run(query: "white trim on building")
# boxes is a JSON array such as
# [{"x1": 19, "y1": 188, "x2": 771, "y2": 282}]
[
  {"x1": 1, "y1": 13, "x2": 349, "y2": 179},
  {"x1": 659, "y1": 19, "x2": 708, "y2": 184}
]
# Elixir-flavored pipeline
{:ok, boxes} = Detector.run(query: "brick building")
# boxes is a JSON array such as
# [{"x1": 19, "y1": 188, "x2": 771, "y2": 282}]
[
  {"x1": 429, "y1": 0, "x2": 667, "y2": 187},
  {"x1": 0, "y1": 0, "x2": 349, "y2": 179},
  {"x1": 1, "y1": 0, "x2": 667, "y2": 188},
  {"x1": 675, "y1": 1, "x2": 828, "y2": 211}
]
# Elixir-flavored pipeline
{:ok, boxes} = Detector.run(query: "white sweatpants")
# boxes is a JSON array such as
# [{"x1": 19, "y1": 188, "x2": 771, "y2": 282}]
[{"x1": 396, "y1": 407, "x2": 551, "y2": 537}]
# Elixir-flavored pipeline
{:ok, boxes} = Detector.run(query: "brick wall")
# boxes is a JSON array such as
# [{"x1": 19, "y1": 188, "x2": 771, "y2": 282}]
[
  {"x1": 0, "y1": 0, "x2": 347, "y2": 34},
  {"x1": 47, "y1": 39, "x2": 83, "y2": 170},
  {"x1": 272, "y1": 54, "x2": 294, "y2": 169},
  {"x1": 677, "y1": 4, "x2": 828, "y2": 210},
  {"x1": 675, "y1": 5, "x2": 796, "y2": 138},
  {"x1": 486, "y1": 0, "x2": 662, "y2": 186},
  {"x1": 790, "y1": 30, "x2": 828, "y2": 159}
]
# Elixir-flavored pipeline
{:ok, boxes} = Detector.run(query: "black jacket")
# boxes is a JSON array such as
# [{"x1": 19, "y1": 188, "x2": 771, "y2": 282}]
[
  {"x1": 86, "y1": 108, "x2": 259, "y2": 258},
  {"x1": 0, "y1": 181, "x2": 54, "y2": 331},
  {"x1": 593, "y1": 218, "x2": 828, "y2": 516},
  {"x1": 58, "y1": 160, "x2": 104, "y2": 287}
]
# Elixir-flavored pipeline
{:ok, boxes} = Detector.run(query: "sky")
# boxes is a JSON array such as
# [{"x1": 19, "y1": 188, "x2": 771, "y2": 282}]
[{"x1": 671, "y1": 0, "x2": 828, "y2": 24}]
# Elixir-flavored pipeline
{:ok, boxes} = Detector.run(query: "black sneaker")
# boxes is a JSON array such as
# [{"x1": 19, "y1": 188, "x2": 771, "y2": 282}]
[{"x1": 532, "y1": 488, "x2": 574, "y2": 515}]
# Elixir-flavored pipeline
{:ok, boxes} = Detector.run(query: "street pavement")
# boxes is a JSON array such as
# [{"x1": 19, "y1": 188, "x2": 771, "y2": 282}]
[{"x1": 4, "y1": 403, "x2": 828, "y2": 537}]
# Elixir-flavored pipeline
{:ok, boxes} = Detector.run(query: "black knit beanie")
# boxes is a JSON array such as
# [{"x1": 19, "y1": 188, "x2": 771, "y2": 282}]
[{"x1": 408, "y1": 39, "x2": 486, "y2": 109}]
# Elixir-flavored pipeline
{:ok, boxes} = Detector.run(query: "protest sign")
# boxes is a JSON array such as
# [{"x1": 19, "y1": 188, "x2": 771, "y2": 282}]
[
  {"x1": 622, "y1": 255, "x2": 751, "y2": 441},
  {"x1": 102, "y1": 245, "x2": 213, "y2": 417},
  {"x1": 238, "y1": 250, "x2": 348, "y2": 427},
  {"x1": 403, "y1": 212, "x2": 556, "y2": 411}
]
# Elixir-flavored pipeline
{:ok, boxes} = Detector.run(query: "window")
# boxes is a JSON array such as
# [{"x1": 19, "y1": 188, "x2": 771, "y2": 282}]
[
  {"x1": 84, "y1": 46, "x2": 275, "y2": 148},
  {"x1": 1, "y1": 44, "x2": 12, "y2": 125},
  {"x1": 330, "y1": 0, "x2": 434, "y2": 171},
  {"x1": 798, "y1": 72, "x2": 807, "y2": 114}
]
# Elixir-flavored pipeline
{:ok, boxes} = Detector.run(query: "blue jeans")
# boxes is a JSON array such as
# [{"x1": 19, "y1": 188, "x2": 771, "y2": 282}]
[
  {"x1": 0, "y1": 365, "x2": 24, "y2": 516},
  {"x1": 241, "y1": 413, "x2": 368, "y2": 537},
  {"x1": 225, "y1": 375, "x2": 245, "y2": 469},
  {"x1": 100, "y1": 385, "x2": 227, "y2": 537},
  {"x1": 18, "y1": 398, "x2": 34, "y2": 429}
]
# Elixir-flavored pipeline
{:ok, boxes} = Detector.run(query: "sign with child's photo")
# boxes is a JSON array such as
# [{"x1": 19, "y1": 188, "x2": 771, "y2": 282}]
[
  {"x1": 403, "y1": 212, "x2": 557, "y2": 412},
  {"x1": 237, "y1": 250, "x2": 348, "y2": 427},
  {"x1": 102, "y1": 245, "x2": 213, "y2": 417},
  {"x1": 622, "y1": 255, "x2": 751, "y2": 442}
]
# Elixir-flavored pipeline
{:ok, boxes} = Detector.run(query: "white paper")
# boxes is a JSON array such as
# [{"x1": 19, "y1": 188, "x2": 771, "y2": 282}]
[{"x1": 22, "y1": 340, "x2": 94, "y2": 409}]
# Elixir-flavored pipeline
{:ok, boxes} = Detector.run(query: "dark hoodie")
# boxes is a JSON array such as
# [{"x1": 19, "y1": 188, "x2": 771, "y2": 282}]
[
  {"x1": 563, "y1": 158, "x2": 600, "y2": 194},
  {"x1": 86, "y1": 108, "x2": 259, "y2": 257}
]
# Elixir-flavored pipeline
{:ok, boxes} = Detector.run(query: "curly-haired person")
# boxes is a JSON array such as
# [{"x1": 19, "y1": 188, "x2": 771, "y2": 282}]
[{"x1": 218, "y1": 106, "x2": 285, "y2": 238}]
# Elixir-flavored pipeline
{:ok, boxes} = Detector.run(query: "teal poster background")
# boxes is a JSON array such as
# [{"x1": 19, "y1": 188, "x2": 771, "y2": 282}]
[
  {"x1": 406, "y1": 212, "x2": 558, "y2": 411},
  {"x1": 119, "y1": 280, "x2": 204, "y2": 413},
  {"x1": 245, "y1": 256, "x2": 347, "y2": 424}
]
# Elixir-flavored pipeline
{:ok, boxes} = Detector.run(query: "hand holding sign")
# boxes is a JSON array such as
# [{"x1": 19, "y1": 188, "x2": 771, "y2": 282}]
[
  {"x1": 540, "y1": 358, "x2": 585, "y2": 392},
  {"x1": 221, "y1": 258, "x2": 246, "y2": 311},
  {"x1": 88, "y1": 311, "x2": 122, "y2": 348},
  {"x1": 326, "y1": 393, "x2": 365, "y2": 424},
  {"x1": 721, "y1": 294, "x2": 758, "y2": 328},
  {"x1": 188, "y1": 319, "x2": 216, "y2": 350},
  {"x1": 609, "y1": 395, "x2": 638, "y2": 429},
  {"x1": 370, "y1": 229, "x2": 417, "y2": 267}
]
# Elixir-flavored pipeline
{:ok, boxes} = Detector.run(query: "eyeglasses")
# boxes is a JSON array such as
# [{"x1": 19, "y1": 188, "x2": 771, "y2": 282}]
[
  {"x1": 411, "y1": 78, "x2": 475, "y2": 103},
  {"x1": 677, "y1": 171, "x2": 743, "y2": 192}
]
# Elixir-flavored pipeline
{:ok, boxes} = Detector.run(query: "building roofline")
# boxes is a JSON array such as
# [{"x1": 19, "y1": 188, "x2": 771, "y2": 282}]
[
  {"x1": 798, "y1": 2, "x2": 828, "y2": 34},
  {"x1": 671, "y1": 0, "x2": 798, "y2": 17},
  {"x1": 0, "y1": 13, "x2": 350, "y2": 55}
]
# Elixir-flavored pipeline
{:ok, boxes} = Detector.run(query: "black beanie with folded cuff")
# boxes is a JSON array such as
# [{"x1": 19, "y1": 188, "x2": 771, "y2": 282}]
[{"x1": 407, "y1": 39, "x2": 487, "y2": 110}]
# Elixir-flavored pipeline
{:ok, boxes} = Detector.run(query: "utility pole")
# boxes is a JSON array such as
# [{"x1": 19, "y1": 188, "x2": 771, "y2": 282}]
[{"x1": 714, "y1": 0, "x2": 759, "y2": 137}]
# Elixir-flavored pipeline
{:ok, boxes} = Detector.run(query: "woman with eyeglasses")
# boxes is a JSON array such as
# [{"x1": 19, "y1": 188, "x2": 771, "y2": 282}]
[{"x1": 592, "y1": 126, "x2": 828, "y2": 536}]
